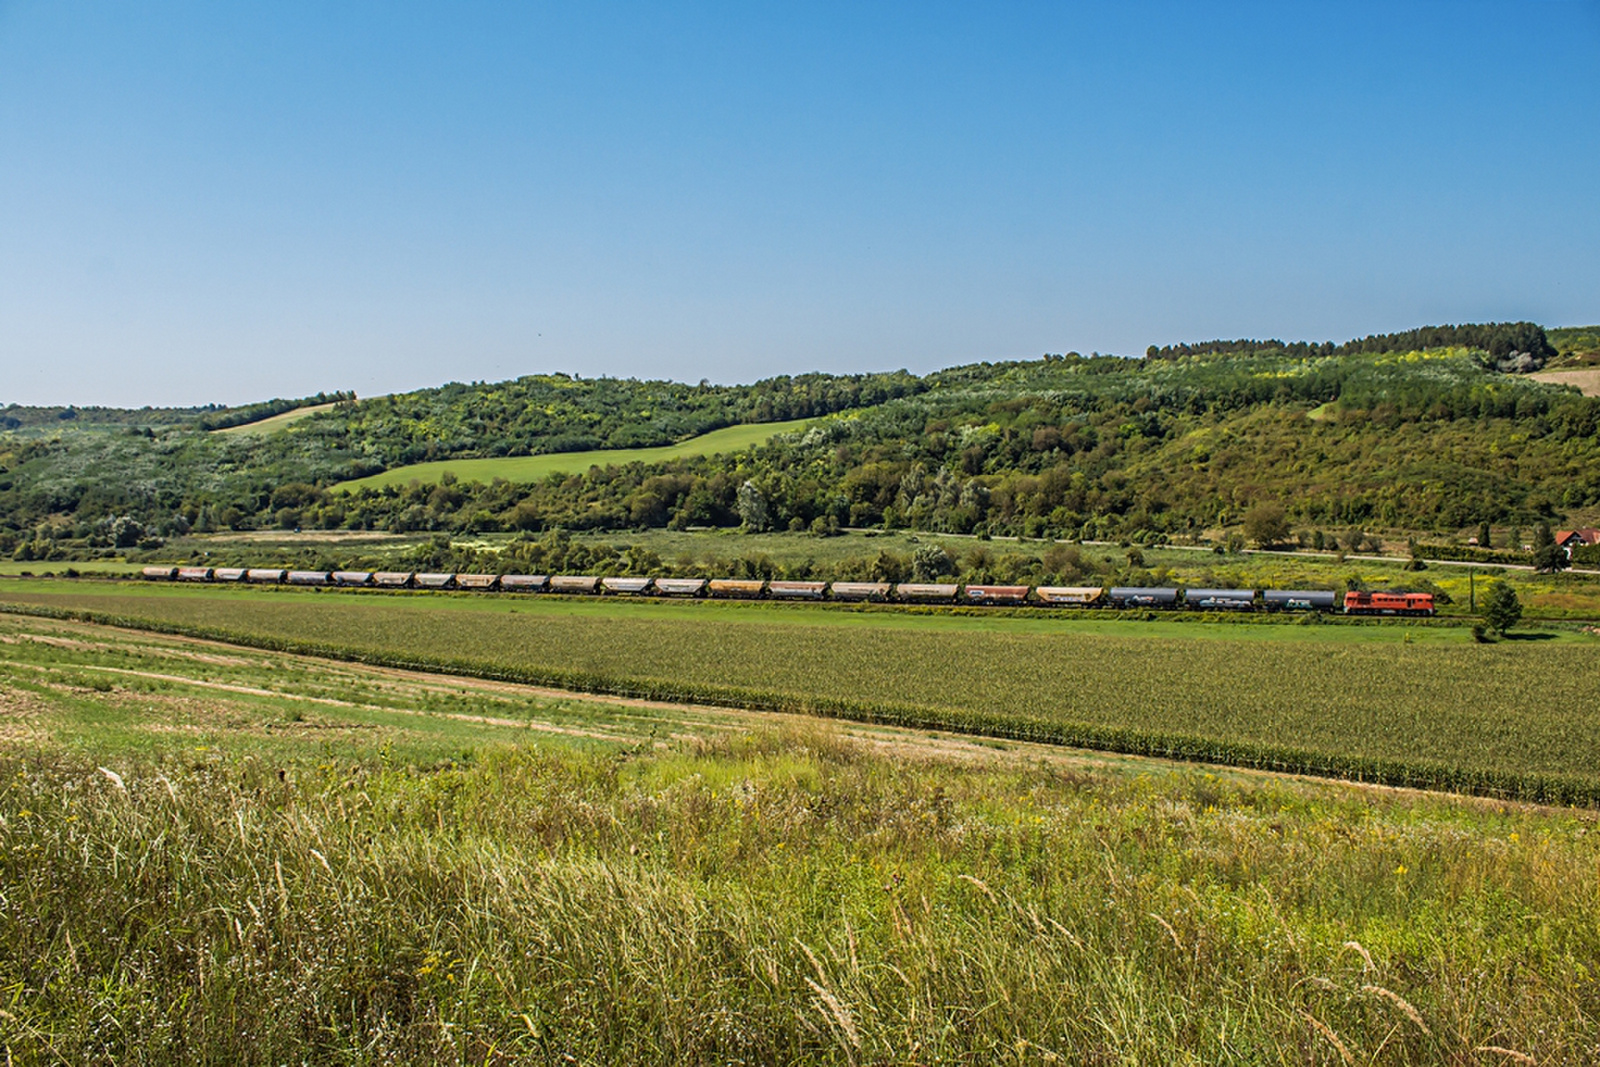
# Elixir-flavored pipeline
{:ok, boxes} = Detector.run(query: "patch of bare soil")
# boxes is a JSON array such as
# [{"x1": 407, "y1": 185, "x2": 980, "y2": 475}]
[
  {"x1": 0, "y1": 684, "x2": 51, "y2": 743},
  {"x1": 1532, "y1": 368, "x2": 1600, "y2": 397}
]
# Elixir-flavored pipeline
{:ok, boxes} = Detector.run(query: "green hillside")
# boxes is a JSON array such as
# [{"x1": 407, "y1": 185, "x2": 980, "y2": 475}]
[
  {"x1": 336, "y1": 417, "x2": 815, "y2": 491},
  {"x1": 4, "y1": 321, "x2": 1599, "y2": 563}
]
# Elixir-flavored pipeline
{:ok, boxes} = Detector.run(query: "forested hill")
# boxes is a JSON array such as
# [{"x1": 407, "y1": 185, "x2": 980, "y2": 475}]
[
  {"x1": 0, "y1": 403, "x2": 214, "y2": 436},
  {"x1": 3, "y1": 322, "x2": 1600, "y2": 559},
  {"x1": 1144, "y1": 321, "x2": 1557, "y2": 364},
  {"x1": 319, "y1": 371, "x2": 924, "y2": 464}
]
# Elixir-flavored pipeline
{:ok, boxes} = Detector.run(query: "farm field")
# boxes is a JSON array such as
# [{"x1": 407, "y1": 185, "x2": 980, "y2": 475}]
[
  {"x1": 3, "y1": 578, "x2": 1598, "y2": 802},
  {"x1": 211, "y1": 401, "x2": 340, "y2": 435},
  {"x1": 335, "y1": 416, "x2": 816, "y2": 491},
  {"x1": 0, "y1": 612, "x2": 1596, "y2": 1062},
  {"x1": 1532, "y1": 367, "x2": 1600, "y2": 397}
]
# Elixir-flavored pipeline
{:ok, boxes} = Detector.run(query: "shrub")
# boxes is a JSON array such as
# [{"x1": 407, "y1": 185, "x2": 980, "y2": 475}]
[{"x1": 1482, "y1": 582, "x2": 1522, "y2": 635}]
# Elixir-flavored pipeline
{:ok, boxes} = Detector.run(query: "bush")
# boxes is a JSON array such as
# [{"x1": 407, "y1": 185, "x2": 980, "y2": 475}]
[
  {"x1": 1243, "y1": 503, "x2": 1290, "y2": 548},
  {"x1": 1482, "y1": 582, "x2": 1522, "y2": 635},
  {"x1": 912, "y1": 543, "x2": 956, "y2": 581}
]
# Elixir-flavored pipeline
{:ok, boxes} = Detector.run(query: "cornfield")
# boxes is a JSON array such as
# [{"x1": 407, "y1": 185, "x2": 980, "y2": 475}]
[{"x1": 4, "y1": 585, "x2": 1599, "y2": 804}]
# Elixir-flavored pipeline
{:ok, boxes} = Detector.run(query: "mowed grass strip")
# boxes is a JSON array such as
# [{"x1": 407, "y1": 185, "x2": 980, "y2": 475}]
[
  {"x1": 0, "y1": 613, "x2": 724, "y2": 760},
  {"x1": 335, "y1": 416, "x2": 815, "y2": 490},
  {"x1": 5, "y1": 583, "x2": 1600, "y2": 800}
]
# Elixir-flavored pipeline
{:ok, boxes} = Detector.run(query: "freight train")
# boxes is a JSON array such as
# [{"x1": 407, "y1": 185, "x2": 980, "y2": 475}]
[{"x1": 138, "y1": 566, "x2": 1436, "y2": 616}]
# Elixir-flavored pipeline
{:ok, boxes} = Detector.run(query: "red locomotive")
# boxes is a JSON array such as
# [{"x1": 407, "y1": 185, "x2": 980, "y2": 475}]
[{"x1": 1342, "y1": 590, "x2": 1435, "y2": 617}]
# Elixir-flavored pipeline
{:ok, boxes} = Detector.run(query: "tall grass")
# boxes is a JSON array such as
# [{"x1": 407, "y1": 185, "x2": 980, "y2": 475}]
[{"x1": 2, "y1": 726, "x2": 1597, "y2": 1063}]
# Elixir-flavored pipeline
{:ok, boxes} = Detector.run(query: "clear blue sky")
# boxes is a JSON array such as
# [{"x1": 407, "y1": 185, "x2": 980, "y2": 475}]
[{"x1": 2, "y1": 1, "x2": 1596, "y2": 407}]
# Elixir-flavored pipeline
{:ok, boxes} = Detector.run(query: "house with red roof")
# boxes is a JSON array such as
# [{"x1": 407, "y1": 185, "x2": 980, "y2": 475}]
[{"x1": 1555, "y1": 529, "x2": 1600, "y2": 557}]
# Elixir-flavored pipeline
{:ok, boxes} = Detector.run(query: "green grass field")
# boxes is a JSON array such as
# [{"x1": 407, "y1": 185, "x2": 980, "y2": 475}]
[
  {"x1": 1, "y1": 612, "x2": 1595, "y2": 1062},
  {"x1": 335, "y1": 417, "x2": 816, "y2": 490},
  {"x1": 4, "y1": 578, "x2": 1598, "y2": 802},
  {"x1": 212, "y1": 401, "x2": 340, "y2": 435}
]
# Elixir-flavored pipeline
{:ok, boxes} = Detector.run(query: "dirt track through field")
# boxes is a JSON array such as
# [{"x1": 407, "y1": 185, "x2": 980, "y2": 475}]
[{"x1": 7, "y1": 648, "x2": 639, "y2": 744}]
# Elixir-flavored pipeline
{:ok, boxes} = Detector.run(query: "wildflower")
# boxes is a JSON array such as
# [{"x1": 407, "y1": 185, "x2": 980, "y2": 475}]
[{"x1": 1395, "y1": 864, "x2": 1408, "y2": 877}]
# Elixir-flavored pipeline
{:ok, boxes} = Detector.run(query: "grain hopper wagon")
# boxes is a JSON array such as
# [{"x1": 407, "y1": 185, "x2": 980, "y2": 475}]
[
  {"x1": 601, "y1": 577, "x2": 654, "y2": 595},
  {"x1": 893, "y1": 582, "x2": 958, "y2": 603},
  {"x1": 829, "y1": 581, "x2": 891, "y2": 602}
]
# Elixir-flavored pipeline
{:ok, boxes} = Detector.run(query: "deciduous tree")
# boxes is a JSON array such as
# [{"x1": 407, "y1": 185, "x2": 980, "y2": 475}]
[
  {"x1": 1532, "y1": 522, "x2": 1569, "y2": 573},
  {"x1": 1243, "y1": 503, "x2": 1290, "y2": 548},
  {"x1": 1482, "y1": 581, "x2": 1522, "y2": 635}
]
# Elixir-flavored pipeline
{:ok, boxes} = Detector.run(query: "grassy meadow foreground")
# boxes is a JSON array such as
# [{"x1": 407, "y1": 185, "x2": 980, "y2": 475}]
[
  {"x1": 3, "y1": 577, "x2": 1600, "y2": 802},
  {"x1": 1, "y1": 613, "x2": 1596, "y2": 1063}
]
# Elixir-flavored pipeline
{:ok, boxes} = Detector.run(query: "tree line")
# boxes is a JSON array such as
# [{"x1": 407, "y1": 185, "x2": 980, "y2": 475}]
[
  {"x1": 1145, "y1": 322, "x2": 1556, "y2": 363},
  {"x1": 196, "y1": 391, "x2": 358, "y2": 431}
]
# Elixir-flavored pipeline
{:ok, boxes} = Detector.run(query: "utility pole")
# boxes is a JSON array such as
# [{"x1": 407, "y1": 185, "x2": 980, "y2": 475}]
[{"x1": 1469, "y1": 568, "x2": 1475, "y2": 612}]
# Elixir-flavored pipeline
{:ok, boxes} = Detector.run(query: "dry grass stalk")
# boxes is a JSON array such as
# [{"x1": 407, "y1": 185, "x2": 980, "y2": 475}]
[
  {"x1": 1149, "y1": 913, "x2": 1184, "y2": 952},
  {"x1": 1361, "y1": 984, "x2": 1431, "y2": 1036},
  {"x1": 804, "y1": 978, "x2": 861, "y2": 1058},
  {"x1": 1341, "y1": 939, "x2": 1375, "y2": 973},
  {"x1": 1299, "y1": 1009, "x2": 1356, "y2": 1066},
  {"x1": 959, "y1": 873, "x2": 998, "y2": 903}
]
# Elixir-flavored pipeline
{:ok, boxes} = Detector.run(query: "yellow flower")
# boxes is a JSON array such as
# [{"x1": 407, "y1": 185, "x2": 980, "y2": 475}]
[{"x1": 1395, "y1": 864, "x2": 1408, "y2": 877}]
